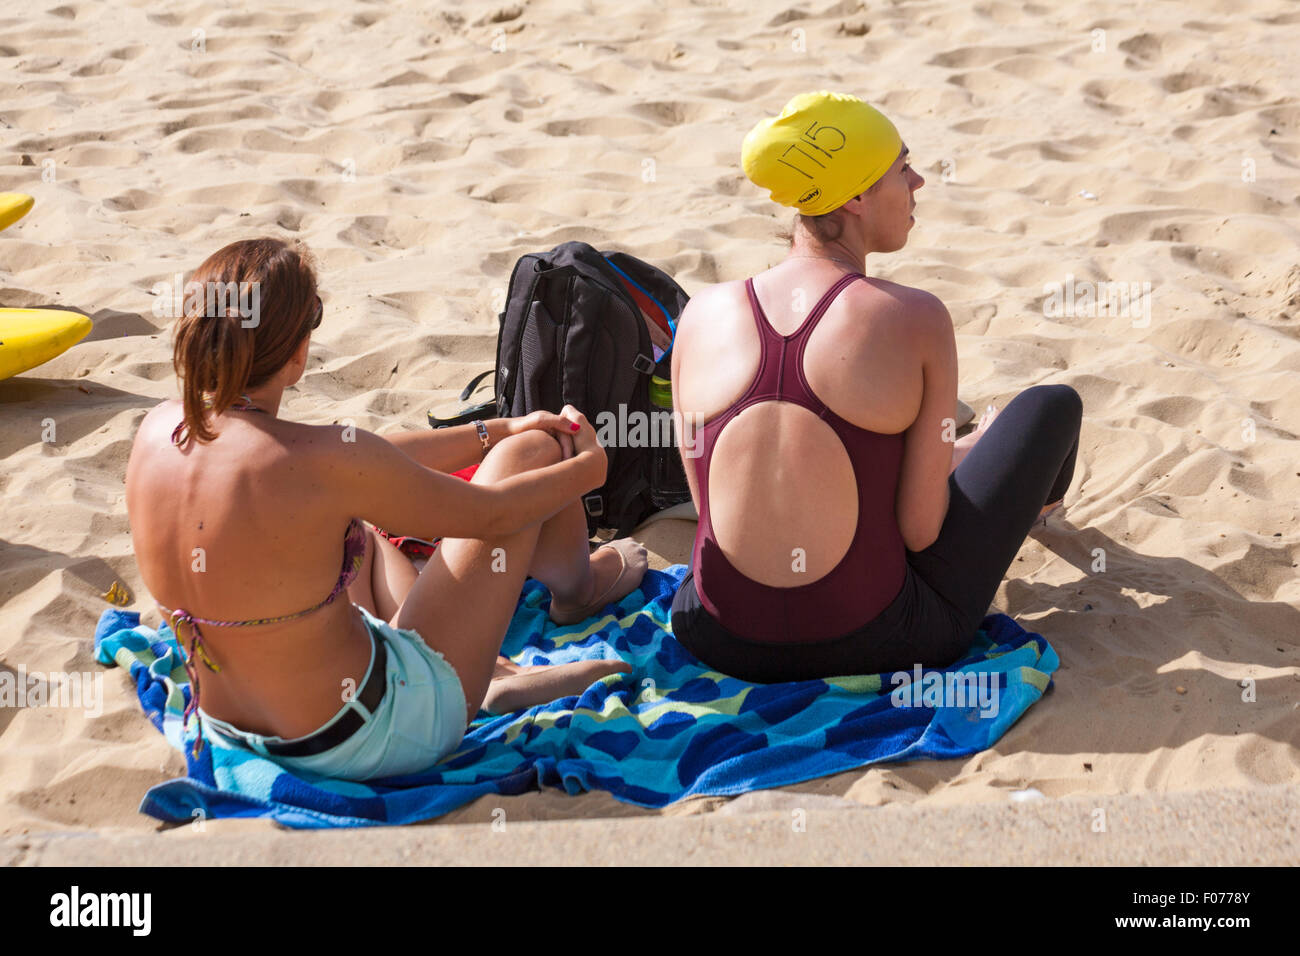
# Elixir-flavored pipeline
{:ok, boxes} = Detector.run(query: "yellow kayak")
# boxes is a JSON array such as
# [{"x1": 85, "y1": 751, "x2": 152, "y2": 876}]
[
  {"x1": 0, "y1": 193, "x2": 35, "y2": 233},
  {"x1": 0, "y1": 308, "x2": 93, "y2": 380}
]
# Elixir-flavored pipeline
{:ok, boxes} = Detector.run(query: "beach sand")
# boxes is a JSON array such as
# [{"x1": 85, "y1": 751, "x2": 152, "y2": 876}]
[{"x1": 1, "y1": 0, "x2": 1298, "y2": 858}]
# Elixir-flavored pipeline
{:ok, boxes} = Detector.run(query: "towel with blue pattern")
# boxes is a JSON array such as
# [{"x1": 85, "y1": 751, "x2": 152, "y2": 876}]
[{"x1": 93, "y1": 564, "x2": 1058, "y2": 829}]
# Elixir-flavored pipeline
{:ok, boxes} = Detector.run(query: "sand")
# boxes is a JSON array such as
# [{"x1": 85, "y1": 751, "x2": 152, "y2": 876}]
[
  {"x1": 6, "y1": 784, "x2": 1299, "y2": 865},
  {"x1": 1, "y1": 0, "x2": 1298, "y2": 857}
]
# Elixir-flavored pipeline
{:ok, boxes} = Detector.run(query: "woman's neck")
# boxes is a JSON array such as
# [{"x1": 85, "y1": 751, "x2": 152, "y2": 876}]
[
  {"x1": 785, "y1": 232, "x2": 868, "y2": 275},
  {"x1": 239, "y1": 383, "x2": 285, "y2": 416}
]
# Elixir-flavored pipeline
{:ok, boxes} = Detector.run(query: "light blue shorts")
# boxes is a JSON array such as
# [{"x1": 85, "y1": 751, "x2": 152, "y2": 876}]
[{"x1": 198, "y1": 605, "x2": 467, "y2": 781}]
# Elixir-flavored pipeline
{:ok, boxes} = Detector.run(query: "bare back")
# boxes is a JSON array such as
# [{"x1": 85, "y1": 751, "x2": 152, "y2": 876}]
[
  {"x1": 675, "y1": 264, "x2": 925, "y2": 583},
  {"x1": 125, "y1": 401, "x2": 372, "y2": 737}
]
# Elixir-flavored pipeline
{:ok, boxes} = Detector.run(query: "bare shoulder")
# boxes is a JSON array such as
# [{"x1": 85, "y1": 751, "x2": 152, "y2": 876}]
[
  {"x1": 675, "y1": 279, "x2": 755, "y2": 355},
  {"x1": 141, "y1": 397, "x2": 182, "y2": 424},
  {"x1": 676, "y1": 279, "x2": 748, "y2": 330},
  {"x1": 297, "y1": 421, "x2": 405, "y2": 488},
  {"x1": 291, "y1": 419, "x2": 381, "y2": 465},
  {"x1": 132, "y1": 399, "x2": 181, "y2": 447},
  {"x1": 853, "y1": 278, "x2": 951, "y2": 339},
  {"x1": 857, "y1": 277, "x2": 948, "y2": 316},
  {"x1": 125, "y1": 401, "x2": 182, "y2": 505}
]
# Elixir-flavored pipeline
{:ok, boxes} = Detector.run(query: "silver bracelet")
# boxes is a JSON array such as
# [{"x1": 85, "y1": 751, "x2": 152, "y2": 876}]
[{"x1": 473, "y1": 419, "x2": 491, "y2": 457}]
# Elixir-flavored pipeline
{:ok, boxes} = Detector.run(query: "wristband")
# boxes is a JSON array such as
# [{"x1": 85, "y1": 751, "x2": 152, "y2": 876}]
[{"x1": 473, "y1": 419, "x2": 492, "y2": 457}]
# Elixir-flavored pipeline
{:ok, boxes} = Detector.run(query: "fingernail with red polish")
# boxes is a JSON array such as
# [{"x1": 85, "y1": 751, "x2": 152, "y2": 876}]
[{"x1": 570, "y1": 423, "x2": 580, "y2": 431}]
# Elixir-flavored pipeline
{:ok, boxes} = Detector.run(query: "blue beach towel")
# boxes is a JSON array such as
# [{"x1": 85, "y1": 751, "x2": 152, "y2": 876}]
[{"x1": 93, "y1": 565, "x2": 1058, "y2": 829}]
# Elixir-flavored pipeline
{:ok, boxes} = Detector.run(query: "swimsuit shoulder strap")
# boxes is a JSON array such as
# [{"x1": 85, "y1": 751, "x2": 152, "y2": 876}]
[
  {"x1": 745, "y1": 273, "x2": 864, "y2": 342},
  {"x1": 744, "y1": 277, "x2": 782, "y2": 344},
  {"x1": 796, "y1": 272, "x2": 864, "y2": 340}
]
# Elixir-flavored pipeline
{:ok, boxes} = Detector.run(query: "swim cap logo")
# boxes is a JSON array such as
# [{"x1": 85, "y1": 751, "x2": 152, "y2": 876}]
[{"x1": 798, "y1": 187, "x2": 821, "y2": 205}]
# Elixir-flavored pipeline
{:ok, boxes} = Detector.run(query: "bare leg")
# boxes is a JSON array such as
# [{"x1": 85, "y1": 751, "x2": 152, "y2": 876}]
[
  {"x1": 525, "y1": 498, "x2": 640, "y2": 619},
  {"x1": 482, "y1": 659, "x2": 632, "y2": 716},
  {"x1": 353, "y1": 527, "x2": 529, "y2": 684},
  {"x1": 522, "y1": 496, "x2": 593, "y2": 605},
  {"x1": 369, "y1": 530, "x2": 418, "y2": 620},
  {"x1": 347, "y1": 528, "x2": 419, "y2": 621},
  {"x1": 394, "y1": 431, "x2": 628, "y2": 721},
  {"x1": 351, "y1": 491, "x2": 616, "y2": 693}
]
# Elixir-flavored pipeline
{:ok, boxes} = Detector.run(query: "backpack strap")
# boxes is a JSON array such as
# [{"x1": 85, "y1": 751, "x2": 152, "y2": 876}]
[
  {"x1": 459, "y1": 369, "x2": 494, "y2": 402},
  {"x1": 604, "y1": 257, "x2": 679, "y2": 357}
]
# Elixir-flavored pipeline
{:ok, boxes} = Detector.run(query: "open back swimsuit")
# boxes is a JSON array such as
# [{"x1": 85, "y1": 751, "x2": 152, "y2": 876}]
[
  {"x1": 159, "y1": 397, "x2": 367, "y2": 750},
  {"x1": 687, "y1": 273, "x2": 907, "y2": 640},
  {"x1": 671, "y1": 274, "x2": 1083, "y2": 683}
]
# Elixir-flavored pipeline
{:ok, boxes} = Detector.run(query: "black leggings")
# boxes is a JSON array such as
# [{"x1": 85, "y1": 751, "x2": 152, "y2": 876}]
[{"x1": 670, "y1": 384, "x2": 1083, "y2": 682}]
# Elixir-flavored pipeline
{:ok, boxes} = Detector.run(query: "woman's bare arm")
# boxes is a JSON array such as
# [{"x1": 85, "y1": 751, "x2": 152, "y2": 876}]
[
  {"x1": 321, "y1": 411, "x2": 605, "y2": 541},
  {"x1": 895, "y1": 294, "x2": 958, "y2": 552},
  {"x1": 382, "y1": 419, "x2": 508, "y2": 474},
  {"x1": 383, "y1": 411, "x2": 580, "y2": 473}
]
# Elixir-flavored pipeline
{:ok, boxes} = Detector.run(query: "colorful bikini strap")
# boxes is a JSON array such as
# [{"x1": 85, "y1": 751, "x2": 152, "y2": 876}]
[
  {"x1": 158, "y1": 518, "x2": 366, "y2": 756},
  {"x1": 164, "y1": 607, "x2": 221, "y2": 757},
  {"x1": 171, "y1": 393, "x2": 264, "y2": 447}
]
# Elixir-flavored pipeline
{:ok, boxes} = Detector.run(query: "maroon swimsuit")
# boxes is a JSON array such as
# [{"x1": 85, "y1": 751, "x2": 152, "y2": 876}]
[{"x1": 688, "y1": 272, "x2": 907, "y2": 643}]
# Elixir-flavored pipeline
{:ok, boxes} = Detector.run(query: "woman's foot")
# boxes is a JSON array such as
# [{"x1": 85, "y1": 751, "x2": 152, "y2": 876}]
[
  {"x1": 1037, "y1": 500, "x2": 1065, "y2": 525},
  {"x1": 548, "y1": 538, "x2": 649, "y2": 625},
  {"x1": 492, "y1": 655, "x2": 524, "y2": 678},
  {"x1": 481, "y1": 658, "x2": 632, "y2": 715}
]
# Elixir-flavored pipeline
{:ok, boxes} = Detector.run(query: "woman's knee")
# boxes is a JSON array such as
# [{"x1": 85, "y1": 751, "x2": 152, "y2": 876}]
[
  {"x1": 1021, "y1": 384, "x2": 1082, "y2": 429},
  {"x1": 478, "y1": 429, "x2": 562, "y2": 477}
]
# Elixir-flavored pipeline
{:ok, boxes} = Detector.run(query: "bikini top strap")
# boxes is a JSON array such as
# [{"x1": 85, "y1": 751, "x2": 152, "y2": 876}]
[
  {"x1": 155, "y1": 519, "x2": 365, "y2": 638},
  {"x1": 158, "y1": 605, "x2": 217, "y2": 755},
  {"x1": 171, "y1": 394, "x2": 264, "y2": 448}
]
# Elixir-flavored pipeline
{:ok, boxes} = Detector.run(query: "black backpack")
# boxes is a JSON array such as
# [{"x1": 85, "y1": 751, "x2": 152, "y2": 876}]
[{"x1": 469, "y1": 241, "x2": 690, "y2": 538}]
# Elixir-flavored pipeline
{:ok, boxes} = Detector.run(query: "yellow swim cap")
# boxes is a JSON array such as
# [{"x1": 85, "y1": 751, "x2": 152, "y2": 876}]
[{"x1": 741, "y1": 91, "x2": 902, "y2": 216}]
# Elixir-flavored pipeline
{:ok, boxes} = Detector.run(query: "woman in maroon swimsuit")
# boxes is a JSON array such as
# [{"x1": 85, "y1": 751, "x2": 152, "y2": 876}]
[{"x1": 670, "y1": 92, "x2": 1081, "y2": 682}]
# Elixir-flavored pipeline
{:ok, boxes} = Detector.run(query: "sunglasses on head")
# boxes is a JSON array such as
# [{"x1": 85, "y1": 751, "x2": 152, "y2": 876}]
[{"x1": 311, "y1": 295, "x2": 323, "y2": 330}]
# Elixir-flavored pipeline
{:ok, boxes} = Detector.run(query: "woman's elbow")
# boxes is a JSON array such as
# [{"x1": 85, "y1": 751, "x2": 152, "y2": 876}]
[
  {"x1": 897, "y1": 494, "x2": 948, "y2": 552},
  {"x1": 481, "y1": 497, "x2": 523, "y2": 538},
  {"x1": 900, "y1": 524, "x2": 941, "y2": 553}
]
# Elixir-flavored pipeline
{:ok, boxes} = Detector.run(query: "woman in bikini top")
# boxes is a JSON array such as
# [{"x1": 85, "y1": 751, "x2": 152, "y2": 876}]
[
  {"x1": 128, "y1": 237, "x2": 647, "y2": 753},
  {"x1": 155, "y1": 388, "x2": 370, "y2": 734}
]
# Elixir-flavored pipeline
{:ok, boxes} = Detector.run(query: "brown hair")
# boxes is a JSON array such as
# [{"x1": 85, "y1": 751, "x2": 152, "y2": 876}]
[
  {"x1": 781, "y1": 182, "x2": 877, "y2": 245},
  {"x1": 171, "y1": 238, "x2": 318, "y2": 444},
  {"x1": 792, "y1": 210, "x2": 846, "y2": 244}
]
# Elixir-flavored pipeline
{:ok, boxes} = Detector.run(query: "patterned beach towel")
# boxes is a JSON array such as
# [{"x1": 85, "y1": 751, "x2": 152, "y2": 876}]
[{"x1": 93, "y1": 565, "x2": 1058, "y2": 829}]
